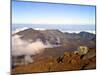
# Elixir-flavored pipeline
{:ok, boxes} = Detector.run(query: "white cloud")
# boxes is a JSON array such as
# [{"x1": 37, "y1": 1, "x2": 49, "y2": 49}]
[
  {"x1": 12, "y1": 34, "x2": 57, "y2": 56},
  {"x1": 13, "y1": 18, "x2": 94, "y2": 25},
  {"x1": 12, "y1": 27, "x2": 29, "y2": 34}
]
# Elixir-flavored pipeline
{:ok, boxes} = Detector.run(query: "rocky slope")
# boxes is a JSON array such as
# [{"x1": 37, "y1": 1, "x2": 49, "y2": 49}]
[
  {"x1": 12, "y1": 28, "x2": 96, "y2": 75},
  {"x1": 13, "y1": 28, "x2": 96, "y2": 50}
]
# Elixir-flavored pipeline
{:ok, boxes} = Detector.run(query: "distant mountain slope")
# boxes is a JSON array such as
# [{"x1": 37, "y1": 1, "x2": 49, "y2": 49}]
[
  {"x1": 13, "y1": 28, "x2": 96, "y2": 49},
  {"x1": 12, "y1": 28, "x2": 96, "y2": 59}
]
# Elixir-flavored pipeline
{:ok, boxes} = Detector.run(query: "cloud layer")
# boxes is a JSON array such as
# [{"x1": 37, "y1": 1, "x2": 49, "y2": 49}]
[{"x1": 12, "y1": 35, "x2": 54, "y2": 56}]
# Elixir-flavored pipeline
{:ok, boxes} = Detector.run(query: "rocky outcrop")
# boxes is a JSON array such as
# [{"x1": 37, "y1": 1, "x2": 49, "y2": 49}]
[{"x1": 74, "y1": 46, "x2": 88, "y2": 55}]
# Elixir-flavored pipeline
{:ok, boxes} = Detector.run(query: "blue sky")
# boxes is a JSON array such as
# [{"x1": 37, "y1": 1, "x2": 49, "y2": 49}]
[{"x1": 12, "y1": 1, "x2": 96, "y2": 25}]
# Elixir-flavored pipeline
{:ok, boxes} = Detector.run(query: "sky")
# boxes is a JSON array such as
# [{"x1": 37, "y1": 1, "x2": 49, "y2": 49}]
[{"x1": 12, "y1": 0, "x2": 96, "y2": 25}]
